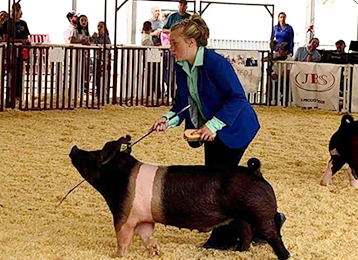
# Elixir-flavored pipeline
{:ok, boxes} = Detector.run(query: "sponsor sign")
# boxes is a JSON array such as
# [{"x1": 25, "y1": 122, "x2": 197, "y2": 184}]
[
  {"x1": 290, "y1": 62, "x2": 341, "y2": 110},
  {"x1": 216, "y1": 50, "x2": 261, "y2": 94}
]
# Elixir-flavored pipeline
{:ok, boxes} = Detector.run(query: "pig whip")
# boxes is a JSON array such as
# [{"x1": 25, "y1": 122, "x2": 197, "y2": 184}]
[{"x1": 56, "y1": 179, "x2": 85, "y2": 208}]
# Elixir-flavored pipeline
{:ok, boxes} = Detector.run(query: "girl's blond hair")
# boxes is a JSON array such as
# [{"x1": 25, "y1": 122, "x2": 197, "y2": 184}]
[{"x1": 171, "y1": 14, "x2": 209, "y2": 47}]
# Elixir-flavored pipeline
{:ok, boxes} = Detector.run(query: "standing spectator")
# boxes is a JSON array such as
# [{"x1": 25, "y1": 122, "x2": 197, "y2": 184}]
[
  {"x1": 0, "y1": 11, "x2": 9, "y2": 43},
  {"x1": 273, "y1": 12, "x2": 294, "y2": 55},
  {"x1": 78, "y1": 14, "x2": 90, "y2": 45},
  {"x1": 162, "y1": 0, "x2": 190, "y2": 34},
  {"x1": 3, "y1": 3, "x2": 30, "y2": 43},
  {"x1": 3, "y1": 2, "x2": 30, "y2": 99},
  {"x1": 63, "y1": 11, "x2": 79, "y2": 44},
  {"x1": 141, "y1": 21, "x2": 154, "y2": 46},
  {"x1": 148, "y1": 6, "x2": 163, "y2": 46},
  {"x1": 161, "y1": 11, "x2": 170, "y2": 24},
  {"x1": 294, "y1": 37, "x2": 321, "y2": 62},
  {"x1": 90, "y1": 21, "x2": 111, "y2": 44}
]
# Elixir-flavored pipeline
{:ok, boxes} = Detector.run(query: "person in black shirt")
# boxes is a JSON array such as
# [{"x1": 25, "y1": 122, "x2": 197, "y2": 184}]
[
  {"x1": 0, "y1": 11, "x2": 9, "y2": 42},
  {"x1": 3, "y1": 2, "x2": 30, "y2": 99}
]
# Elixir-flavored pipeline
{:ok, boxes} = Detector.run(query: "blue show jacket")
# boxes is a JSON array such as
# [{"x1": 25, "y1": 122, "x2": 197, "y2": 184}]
[{"x1": 171, "y1": 48, "x2": 260, "y2": 149}]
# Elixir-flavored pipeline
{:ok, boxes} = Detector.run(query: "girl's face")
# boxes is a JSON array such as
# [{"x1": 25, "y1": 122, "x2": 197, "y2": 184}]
[
  {"x1": 278, "y1": 13, "x2": 286, "y2": 24},
  {"x1": 79, "y1": 16, "x2": 88, "y2": 27},
  {"x1": 97, "y1": 23, "x2": 105, "y2": 34},
  {"x1": 169, "y1": 29, "x2": 197, "y2": 64},
  {"x1": 0, "y1": 12, "x2": 8, "y2": 24}
]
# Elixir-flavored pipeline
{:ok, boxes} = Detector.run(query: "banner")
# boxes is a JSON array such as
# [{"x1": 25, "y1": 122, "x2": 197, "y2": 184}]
[
  {"x1": 290, "y1": 62, "x2": 341, "y2": 110},
  {"x1": 216, "y1": 50, "x2": 261, "y2": 94}
]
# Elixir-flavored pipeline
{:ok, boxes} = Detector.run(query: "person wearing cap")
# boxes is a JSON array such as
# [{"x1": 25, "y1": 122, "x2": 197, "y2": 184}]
[
  {"x1": 335, "y1": 40, "x2": 346, "y2": 54},
  {"x1": 162, "y1": 0, "x2": 190, "y2": 34},
  {"x1": 63, "y1": 11, "x2": 79, "y2": 44}
]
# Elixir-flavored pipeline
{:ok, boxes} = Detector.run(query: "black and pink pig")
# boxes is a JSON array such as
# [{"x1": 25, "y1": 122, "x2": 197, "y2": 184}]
[
  {"x1": 321, "y1": 114, "x2": 358, "y2": 188},
  {"x1": 69, "y1": 136, "x2": 290, "y2": 260}
]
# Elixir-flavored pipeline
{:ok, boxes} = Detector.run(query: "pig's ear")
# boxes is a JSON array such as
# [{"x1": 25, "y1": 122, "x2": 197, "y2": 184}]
[
  {"x1": 125, "y1": 135, "x2": 131, "y2": 142},
  {"x1": 99, "y1": 145, "x2": 117, "y2": 165}
]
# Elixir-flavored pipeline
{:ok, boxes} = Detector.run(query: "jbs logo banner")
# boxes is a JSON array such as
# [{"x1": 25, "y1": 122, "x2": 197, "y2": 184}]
[
  {"x1": 216, "y1": 50, "x2": 261, "y2": 94},
  {"x1": 290, "y1": 62, "x2": 340, "y2": 110}
]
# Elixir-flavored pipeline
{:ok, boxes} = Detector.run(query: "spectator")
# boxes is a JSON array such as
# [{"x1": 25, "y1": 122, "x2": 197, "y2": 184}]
[
  {"x1": 63, "y1": 11, "x2": 79, "y2": 44},
  {"x1": 148, "y1": 6, "x2": 163, "y2": 46},
  {"x1": 162, "y1": 0, "x2": 190, "y2": 34},
  {"x1": 90, "y1": 21, "x2": 111, "y2": 44},
  {"x1": 273, "y1": 12, "x2": 294, "y2": 55},
  {"x1": 335, "y1": 39, "x2": 346, "y2": 54},
  {"x1": 161, "y1": 11, "x2": 170, "y2": 23},
  {"x1": 294, "y1": 37, "x2": 321, "y2": 62},
  {"x1": 78, "y1": 14, "x2": 90, "y2": 45},
  {"x1": 141, "y1": 21, "x2": 154, "y2": 46},
  {"x1": 0, "y1": 11, "x2": 9, "y2": 43},
  {"x1": 3, "y1": 3, "x2": 30, "y2": 44},
  {"x1": 2, "y1": 2, "x2": 30, "y2": 99}
]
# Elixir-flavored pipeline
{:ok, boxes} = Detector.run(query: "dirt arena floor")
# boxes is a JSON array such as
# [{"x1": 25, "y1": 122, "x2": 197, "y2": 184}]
[{"x1": 1, "y1": 105, "x2": 358, "y2": 260}]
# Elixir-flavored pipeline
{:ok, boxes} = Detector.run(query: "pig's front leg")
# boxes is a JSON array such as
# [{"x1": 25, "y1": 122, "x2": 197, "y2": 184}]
[
  {"x1": 136, "y1": 222, "x2": 160, "y2": 256},
  {"x1": 113, "y1": 221, "x2": 136, "y2": 258}
]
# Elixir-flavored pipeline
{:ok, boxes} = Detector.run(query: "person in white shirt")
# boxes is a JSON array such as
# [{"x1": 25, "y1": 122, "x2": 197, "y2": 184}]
[{"x1": 63, "y1": 11, "x2": 79, "y2": 44}]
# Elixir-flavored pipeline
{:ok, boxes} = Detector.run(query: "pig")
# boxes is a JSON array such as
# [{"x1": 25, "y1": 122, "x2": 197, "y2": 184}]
[
  {"x1": 69, "y1": 136, "x2": 290, "y2": 260},
  {"x1": 321, "y1": 114, "x2": 358, "y2": 188}
]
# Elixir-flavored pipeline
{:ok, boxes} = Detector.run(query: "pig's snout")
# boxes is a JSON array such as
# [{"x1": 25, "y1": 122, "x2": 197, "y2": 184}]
[{"x1": 70, "y1": 145, "x2": 79, "y2": 159}]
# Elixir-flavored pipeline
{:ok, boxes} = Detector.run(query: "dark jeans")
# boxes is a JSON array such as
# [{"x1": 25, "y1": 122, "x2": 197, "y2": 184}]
[
  {"x1": 203, "y1": 137, "x2": 248, "y2": 249},
  {"x1": 204, "y1": 137, "x2": 247, "y2": 169}
]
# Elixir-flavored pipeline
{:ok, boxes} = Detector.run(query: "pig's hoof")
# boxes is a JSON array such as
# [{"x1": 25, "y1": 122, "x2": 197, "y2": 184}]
[
  {"x1": 319, "y1": 180, "x2": 328, "y2": 186},
  {"x1": 350, "y1": 180, "x2": 358, "y2": 189}
]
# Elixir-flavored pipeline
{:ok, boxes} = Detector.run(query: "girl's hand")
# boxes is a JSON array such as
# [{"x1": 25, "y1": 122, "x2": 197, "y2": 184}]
[
  {"x1": 152, "y1": 117, "x2": 168, "y2": 132},
  {"x1": 195, "y1": 125, "x2": 216, "y2": 142}
]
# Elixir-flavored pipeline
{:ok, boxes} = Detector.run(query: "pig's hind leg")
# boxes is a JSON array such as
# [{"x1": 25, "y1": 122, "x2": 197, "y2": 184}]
[
  {"x1": 255, "y1": 218, "x2": 290, "y2": 260},
  {"x1": 320, "y1": 154, "x2": 346, "y2": 186},
  {"x1": 136, "y1": 222, "x2": 160, "y2": 256}
]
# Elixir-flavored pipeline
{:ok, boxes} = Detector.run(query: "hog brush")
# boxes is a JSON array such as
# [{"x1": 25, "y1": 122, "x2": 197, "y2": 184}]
[{"x1": 56, "y1": 179, "x2": 86, "y2": 208}]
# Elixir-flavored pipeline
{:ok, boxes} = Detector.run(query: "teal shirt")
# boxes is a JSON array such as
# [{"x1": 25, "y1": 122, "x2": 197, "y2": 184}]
[{"x1": 164, "y1": 46, "x2": 226, "y2": 133}]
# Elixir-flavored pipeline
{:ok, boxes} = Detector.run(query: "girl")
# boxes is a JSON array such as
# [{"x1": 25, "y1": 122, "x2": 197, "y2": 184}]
[
  {"x1": 90, "y1": 21, "x2": 111, "y2": 44},
  {"x1": 152, "y1": 14, "x2": 263, "y2": 249},
  {"x1": 141, "y1": 21, "x2": 154, "y2": 46}
]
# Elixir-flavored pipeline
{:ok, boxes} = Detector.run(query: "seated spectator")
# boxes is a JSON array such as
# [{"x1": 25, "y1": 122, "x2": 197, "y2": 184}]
[
  {"x1": 335, "y1": 39, "x2": 346, "y2": 54},
  {"x1": 272, "y1": 42, "x2": 293, "y2": 80},
  {"x1": 322, "y1": 39, "x2": 348, "y2": 64},
  {"x1": 63, "y1": 11, "x2": 79, "y2": 44},
  {"x1": 141, "y1": 21, "x2": 154, "y2": 46},
  {"x1": 78, "y1": 14, "x2": 90, "y2": 45},
  {"x1": 294, "y1": 37, "x2": 321, "y2": 62},
  {"x1": 0, "y1": 11, "x2": 9, "y2": 43},
  {"x1": 90, "y1": 21, "x2": 111, "y2": 44},
  {"x1": 148, "y1": 6, "x2": 163, "y2": 46}
]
